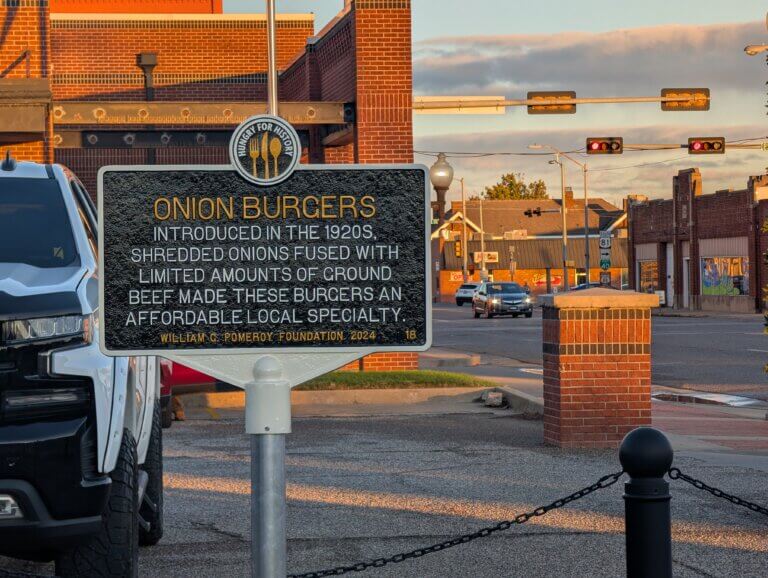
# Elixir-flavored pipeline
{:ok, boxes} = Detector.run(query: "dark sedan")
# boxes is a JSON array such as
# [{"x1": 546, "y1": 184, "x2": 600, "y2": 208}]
[{"x1": 472, "y1": 282, "x2": 534, "y2": 319}]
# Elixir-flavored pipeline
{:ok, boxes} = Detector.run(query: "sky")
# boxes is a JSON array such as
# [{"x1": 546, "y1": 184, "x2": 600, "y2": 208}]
[{"x1": 225, "y1": 1, "x2": 768, "y2": 206}]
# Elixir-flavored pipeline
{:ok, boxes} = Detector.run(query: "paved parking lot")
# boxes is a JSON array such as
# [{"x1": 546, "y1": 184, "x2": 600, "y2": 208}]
[
  {"x1": 5, "y1": 404, "x2": 766, "y2": 578},
  {"x1": 434, "y1": 303, "x2": 768, "y2": 399}
]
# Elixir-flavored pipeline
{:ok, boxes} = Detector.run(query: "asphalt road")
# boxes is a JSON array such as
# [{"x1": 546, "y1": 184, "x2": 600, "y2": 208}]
[
  {"x1": 434, "y1": 303, "x2": 768, "y2": 400},
  {"x1": 5, "y1": 411, "x2": 767, "y2": 578}
]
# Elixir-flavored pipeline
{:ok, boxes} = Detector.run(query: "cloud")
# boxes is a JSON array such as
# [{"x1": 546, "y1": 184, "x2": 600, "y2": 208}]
[{"x1": 414, "y1": 21, "x2": 764, "y2": 95}]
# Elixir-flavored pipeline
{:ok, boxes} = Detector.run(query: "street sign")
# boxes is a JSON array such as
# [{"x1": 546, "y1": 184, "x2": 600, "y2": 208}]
[
  {"x1": 473, "y1": 251, "x2": 499, "y2": 264},
  {"x1": 98, "y1": 164, "x2": 431, "y2": 356},
  {"x1": 600, "y1": 272, "x2": 611, "y2": 286},
  {"x1": 599, "y1": 231, "x2": 612, "y2": 249},
  {"x1": 600, "y1": 258, "x2": 611, "y2": 271}
]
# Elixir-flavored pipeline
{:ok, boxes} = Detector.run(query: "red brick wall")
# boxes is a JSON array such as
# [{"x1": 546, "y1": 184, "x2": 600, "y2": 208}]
[
  {"x1": 543, "y1": 306, "x2": 652, "y2": 448},
  {"x1": 50, "y1": 0, "x2": 223, "y2": 12},
  {"x1": 352, "y1": 0, "x2": 412, "y2": 164},
  {"x1": 50, "y1": 15, "x2": 312, "y2": 101},
  {"x1": 0, "y1": 0, "x2": 53, "y2": 162}
]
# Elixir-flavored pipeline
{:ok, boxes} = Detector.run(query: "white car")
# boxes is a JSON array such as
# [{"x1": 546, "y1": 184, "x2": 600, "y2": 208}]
[
  {"x1": 0, "y1": 154, "x2": 163, "y2": 576},
  {"x1": 454, "y1": 282, "x2": 481, "y2": 306}
]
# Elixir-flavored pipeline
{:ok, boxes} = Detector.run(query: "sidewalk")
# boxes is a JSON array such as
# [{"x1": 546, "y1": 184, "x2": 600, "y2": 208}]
[
  {"x1": 423, "y1": 349, "x2": 768, "y2": 463},
  {"x1": 652, "y1": 307, "x2": 761, "y2": 319}
]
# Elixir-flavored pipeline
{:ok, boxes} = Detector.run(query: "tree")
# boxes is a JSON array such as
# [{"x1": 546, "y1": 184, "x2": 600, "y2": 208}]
[{"x1": 482, "y1": 172, "x2": 548, "y2": 200}]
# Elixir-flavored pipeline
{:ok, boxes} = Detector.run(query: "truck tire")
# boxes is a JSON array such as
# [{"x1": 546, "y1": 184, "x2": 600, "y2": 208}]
[
  {"x1": 161, "y1": 400, "x2": 173, "y2": 429},
  {"x1": 56, "y1": 430, "x2": 139, "y2": 578},
  {"x1": 139, "y1": 401, "x2": 164, "y2": 546}
]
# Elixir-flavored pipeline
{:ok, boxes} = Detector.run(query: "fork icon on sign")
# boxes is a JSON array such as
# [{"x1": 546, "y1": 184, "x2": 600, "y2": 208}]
[{"x1": 248, "y1": 138, "x2": 260, "y2": 177}]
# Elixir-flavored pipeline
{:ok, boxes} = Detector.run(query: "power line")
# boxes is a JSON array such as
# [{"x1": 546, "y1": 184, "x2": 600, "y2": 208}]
[{"x1": 415, "y1": 137, "x2": 765, "y2": 160}]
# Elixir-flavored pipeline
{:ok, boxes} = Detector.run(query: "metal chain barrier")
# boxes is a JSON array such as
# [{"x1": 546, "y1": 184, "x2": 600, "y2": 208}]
[
  {"x1": 288, "y1": 470, "x2": 624, "y2": 578},
  {"x1": 668, "y1": 467, "x2": 768, "y2": 517}
]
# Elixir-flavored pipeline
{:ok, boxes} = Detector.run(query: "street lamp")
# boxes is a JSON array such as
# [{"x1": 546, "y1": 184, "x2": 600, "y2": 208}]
[
  {"x1": 428, "y1": 153, "x2": 454, "y2": 303},
  {"x1": 429, "y1": 152, "x2": 454, "y2": 224},
  {"x1": 528, "y1": 144, "x2": 591, "y2": 292},
  {"x1": 744, "y1": 44, "x2": 768, "y2": 56}
]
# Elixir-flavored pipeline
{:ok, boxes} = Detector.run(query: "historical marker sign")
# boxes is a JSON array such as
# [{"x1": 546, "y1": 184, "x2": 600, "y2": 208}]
[{"x1": 98, "y1": 164, "x2": 430, "y2": 355}]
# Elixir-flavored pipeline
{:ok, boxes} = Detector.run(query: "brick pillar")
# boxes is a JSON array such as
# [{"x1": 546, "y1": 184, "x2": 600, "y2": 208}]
[
  {"x1": 352, "y1": 0, "x2": 413, "y2": 163},
  {"x1": 349, "y1": 0, "x2": 416, "y2": 371},
  {"x1": 542, "y1": 289, "x2": 659, "y2": 448}
]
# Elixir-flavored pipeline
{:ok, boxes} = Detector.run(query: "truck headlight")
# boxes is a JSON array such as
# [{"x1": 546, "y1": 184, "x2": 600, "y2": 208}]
[
  {"x1": 490, "y1": 297, "x2": 500, "y2": 304},
  {"x1": 2, "y1": 314, "x2": 91, "y2": 344},
  {"x1": 524, "y1": 297, "x2": 532, "y2": 304},
  {"x1": 0, "y1": 495, "x2": 23, "y2": 520}
]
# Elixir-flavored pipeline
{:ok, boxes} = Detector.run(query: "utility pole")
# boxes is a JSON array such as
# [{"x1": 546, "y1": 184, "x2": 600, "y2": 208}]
[
  {"x1": 461, "y1": 178, "x2": 468, "y2": 281},
  {"x1": 557, "y1": 155, "x2": 569, "y2": 291},
  {"x1": 479, "y1": 196, "x2": 487, "y2": 279}
]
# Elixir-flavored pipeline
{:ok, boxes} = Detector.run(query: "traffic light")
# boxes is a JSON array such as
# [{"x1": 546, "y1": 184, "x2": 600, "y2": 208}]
[
  {"x1": 586, "y1": 137, "x2": 623, "y2": 155},
  {"x1": 524, "y1": 207, "x2": 542, "y2": 217},
  {"x1": 687, "y1": 137, "x2": 725, "y2": 155},
  {"x1": 661, "y1": 88, "x2": 710, "y2": 111},
  {"x1": 454, "y1": 240, "x2": 462, "y2": 257},
  {"x1": 527, "y1": 91, "x2": 577, "y2": 114}
]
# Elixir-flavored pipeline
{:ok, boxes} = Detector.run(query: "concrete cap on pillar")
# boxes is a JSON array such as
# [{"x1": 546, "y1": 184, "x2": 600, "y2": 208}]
[{"x1": 539, "y1": 288, "x2": 660, "y2": 309}]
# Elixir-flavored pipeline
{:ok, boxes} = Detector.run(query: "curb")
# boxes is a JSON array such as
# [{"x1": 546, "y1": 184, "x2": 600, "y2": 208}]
[
  {"x1": 419, "y1": 350, "x2": 481, "y2": 368},
  {"x1": 494, "y1": 386, "x2": 544, "y2": 418},
  {"x1": 652, "y1": 391, "x2": 767, "y2": 409},
  {"x1": 181, "y1": 387, "x2": 491, "y2": 409}
]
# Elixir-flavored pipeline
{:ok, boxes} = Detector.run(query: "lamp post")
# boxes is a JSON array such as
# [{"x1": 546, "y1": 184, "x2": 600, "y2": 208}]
[
  {"x1": 528, "y1": 144, "x2": 591, "y2": 292},
  {"x1": 429, "y1": 152, "x2": 454, "y2": 224},
  {"x1": 429, "y1": 154, "x2": 454, "y2": 302}
]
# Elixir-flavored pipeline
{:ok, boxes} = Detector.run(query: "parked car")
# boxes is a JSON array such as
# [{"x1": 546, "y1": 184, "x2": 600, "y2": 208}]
[
  {"x1": 571, "y1": 282, "x2": 602, "y2": 291},
  {"x1": 454, "y1": 282, "x2": 481, "y2": 306},
  {"x1": 472, "y1": 282, "x2": 534, "y2": 318},
  {"x1": 158, "y1": 359, "x2": 216, "y2": 427},
  {"x1": 0, "y1": 155, "x2": 163, "y2": 575}
]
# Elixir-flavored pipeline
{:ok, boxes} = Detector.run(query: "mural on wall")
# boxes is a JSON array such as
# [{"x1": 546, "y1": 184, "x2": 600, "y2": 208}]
[{"x1": 701, "y1": 256, "x2": 749, "y2": 296}]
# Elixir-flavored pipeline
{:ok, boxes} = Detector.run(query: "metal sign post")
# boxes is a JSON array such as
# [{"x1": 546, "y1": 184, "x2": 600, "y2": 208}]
[
  {"x1": 599, "y1": 231, "x2": 612, "y2": 287},
  {"x1": 97, "y1": 161, "x2": 431, "y2": 578},
  {"x1": 252, "y1": 4, "x2": 282, "y2": 575},
  {"x1": 247, "y1": 355, "x2": 290, "y2": 578}
]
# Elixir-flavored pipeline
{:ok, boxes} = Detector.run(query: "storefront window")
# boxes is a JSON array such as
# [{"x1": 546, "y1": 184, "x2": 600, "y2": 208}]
[
  {"x1": 701, "y1": 257, "x2": 749, "y2": 296},
  {"x1": 637, "y1": 261, "x2": 658, "y2": 293}
]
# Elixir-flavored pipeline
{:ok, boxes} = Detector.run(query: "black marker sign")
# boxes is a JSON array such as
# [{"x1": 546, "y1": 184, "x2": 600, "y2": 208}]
[{"x1": 98, "y1": 166, "x2": 430, "y2": 354}]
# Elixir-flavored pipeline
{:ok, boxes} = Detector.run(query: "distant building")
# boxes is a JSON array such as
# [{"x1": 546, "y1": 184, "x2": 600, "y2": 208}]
[
  {"x1": 433, "y1": 191, "x2": 628, "y2": 299},
  {"x1": 628, "y1": 168, "x2": 768, "y2": 313}
]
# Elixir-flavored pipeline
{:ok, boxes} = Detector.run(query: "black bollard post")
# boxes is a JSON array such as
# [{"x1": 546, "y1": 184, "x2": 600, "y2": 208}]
[{"x1": 619, "y1": 427, "x2": 674, "y2": 578}]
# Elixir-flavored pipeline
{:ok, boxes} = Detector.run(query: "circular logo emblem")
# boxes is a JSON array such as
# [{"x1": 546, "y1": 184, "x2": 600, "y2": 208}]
[{"x1": 229, "y1": 114, "x2": 301, "y2": 186}]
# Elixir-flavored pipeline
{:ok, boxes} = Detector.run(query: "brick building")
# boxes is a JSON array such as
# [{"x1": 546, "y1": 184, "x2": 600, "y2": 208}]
[
  {"x1": 0, "y1": 0, "x2": 417, "y2": 370},
  {"x1": 433, "y1": 192, "x2": 628, "y2": 299},
  {"x1": 628, "y1": 168, "x2": 768, "y2": 312}
]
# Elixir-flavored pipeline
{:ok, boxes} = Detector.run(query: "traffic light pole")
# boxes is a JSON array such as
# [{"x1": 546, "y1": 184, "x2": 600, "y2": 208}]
[{"x1": 414, "y1": 94, "x2": 708, "y2": 111}]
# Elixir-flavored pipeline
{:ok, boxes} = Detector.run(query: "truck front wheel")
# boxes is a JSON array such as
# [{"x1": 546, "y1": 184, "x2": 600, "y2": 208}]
[{"x1": 56, "y1": 430, "x2": 139, "y2": 578}]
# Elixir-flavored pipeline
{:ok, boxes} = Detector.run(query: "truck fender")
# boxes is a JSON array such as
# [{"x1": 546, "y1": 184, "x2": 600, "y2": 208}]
[{"x1": 103, "y1": 356, "x2": 129, "y2": 473}]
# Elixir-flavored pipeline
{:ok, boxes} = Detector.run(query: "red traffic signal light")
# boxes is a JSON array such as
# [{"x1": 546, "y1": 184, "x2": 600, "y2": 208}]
[
  {"x1": 687, "y1": 137, "x2": 725, "y2": 154},
  {"x1": 586, "y1": 137, "x2": 623, "y2": 155}
]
